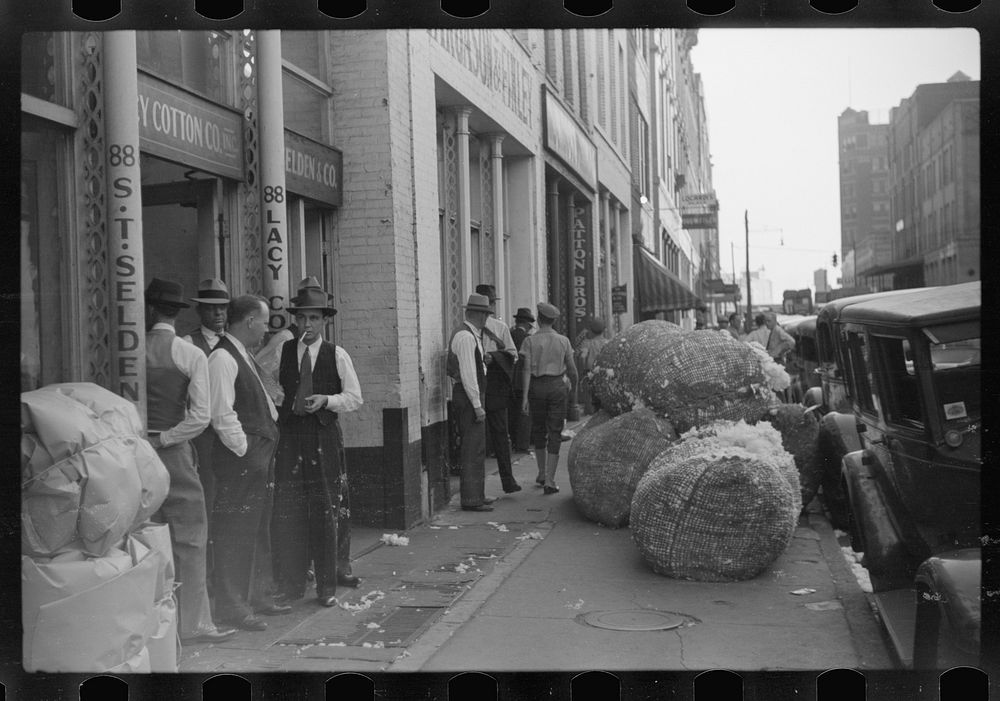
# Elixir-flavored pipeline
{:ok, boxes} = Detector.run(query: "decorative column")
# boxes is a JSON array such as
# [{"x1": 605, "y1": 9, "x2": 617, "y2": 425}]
[
  {"x1": 104, "y1": 31, "x2": 147, "y2": 425},
  {"x1": 257, "y1": 30, "x2": 291, "y2": 331},
  {"x1": 547, "y1": 179, "x2": 561, "y2": 312},
  {"x1": 601, "y1": 190, "x2": 613, "y2": 326},
  {"x1": 489, "y1": 134, "x2": 506, "y2": 319},
  {"x1": 453, "y1": 107, "x2": 474, "y2": 300}
]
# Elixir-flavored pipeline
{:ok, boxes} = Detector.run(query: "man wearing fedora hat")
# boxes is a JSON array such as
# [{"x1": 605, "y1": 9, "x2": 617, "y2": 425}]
[
  {"x1": 447, "y1": 293, "x2": 498, "y2": 512},
  {"x1": 474, "y1": 284, "x2": 521, "y2": 494},
  {"x1": 519, "y1": 303, "x2": 579, "y2": 494},
  {"x1": 181, "y1": 277, "x2": 231, "y2": 592},
  {"x1": 508, "y1": 307, "x2": 535, "y2": 452},
  {"x1": 271, "y1": 280, "x2": 364, "y2": 608},
  {"x1": 144, "y1": 278, "x2": 237, "y2": 644}
]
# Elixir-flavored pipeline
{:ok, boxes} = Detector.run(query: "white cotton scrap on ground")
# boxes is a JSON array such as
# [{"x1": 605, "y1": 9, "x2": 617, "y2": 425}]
[
  {"x1": 365, "y1": 622, "x2": 381, "y2": 629},
  {"x1": 380, "y1": 533, "x2": 410, "y2": 546},
  {"x1": 805, "y1": 600, "x2": 844, "y2": 612},
  {"x1": 564, "y1": 599, "x2": 585, "y2": 610},
  {"x1": 790, "y1": 588, "x2": 817, "y2": 596},
  {"x1": 339, "y1": 590, "x2": 386, "y2": 613},
  {"x1": 448, "y1": 526, "x2": 460, "y2": 530},
  {"x1": 516, "y1": 531, "x2": 544, "y2": 541},
  {"x1": 841, "y1": 546, "x2": 874, "y2": 593}
]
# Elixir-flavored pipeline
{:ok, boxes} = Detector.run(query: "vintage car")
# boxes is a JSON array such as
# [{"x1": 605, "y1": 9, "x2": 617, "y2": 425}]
[
  {"x1": 780, "y1": 315, "x2": 819, "y2": 404},
  {"x1": 828, "y1": 281, "x2": 980, "y2": 669}
]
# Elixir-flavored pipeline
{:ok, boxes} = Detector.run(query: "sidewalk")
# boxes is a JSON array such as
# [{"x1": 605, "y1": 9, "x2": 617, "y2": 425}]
[{"x1": 180, "y1": 417, "x2": 893, "y2": 672}]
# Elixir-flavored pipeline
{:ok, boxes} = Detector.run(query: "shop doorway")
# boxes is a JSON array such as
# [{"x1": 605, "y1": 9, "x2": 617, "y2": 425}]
[{"x1": 141, "y1": 156, "x2": 227, "y2": 336}]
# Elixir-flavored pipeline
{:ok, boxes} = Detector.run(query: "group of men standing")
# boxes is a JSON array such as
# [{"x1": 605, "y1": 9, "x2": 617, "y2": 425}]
[
  {"x1": 448, "y1": 286, "x2": 580, "y2": 509},
  {"x1": 143, "y1": 275, "x2": 363, "y2": 644}
]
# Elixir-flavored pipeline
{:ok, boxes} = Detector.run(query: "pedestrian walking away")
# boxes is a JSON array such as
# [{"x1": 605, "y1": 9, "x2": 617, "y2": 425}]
[
  {"x1": 143, "y1": 278, "x2": 236, "y2": 645},
  {"x1": 508, "y1": 307, "x2": 535, "y2": 453},
  {"x1": 181, "y1": 277, "x2": 231, "y2": 607},
  {"x1": 206, "y1": 295, "x2": 284, "y2": 632},
  {"x1": 519, "y1": 303, "x2": 579, "y2": 494},
  {"x1": 475, "y1": 284, "x2": 521, "y2": 493},
  {"x1": 447, "y1": 293, "x2": 498, "y2": 512},
  {"x1": 271, "y1": 280, "x2": 364, "y2": 609}
]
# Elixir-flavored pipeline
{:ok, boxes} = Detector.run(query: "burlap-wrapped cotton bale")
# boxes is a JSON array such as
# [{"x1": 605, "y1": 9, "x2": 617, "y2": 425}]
[
  {"x1": 567, "y1": 408, "x2": 677, "y2": 527},
  {"x1": 588, "y1": 321, "x2": 685, "y2": 416},
  {"x1": 592, "y1": 327, "x2": 784, "y2": 432},
  {"x1": 674, "y1": 419, "x2": 802, "y2": 515},
  {"x1": 760, "y1": 404, "x2": 822, "y2": 509},
  {"x1": 631, "y1": 445, "x2": 798, "y2": 582}
]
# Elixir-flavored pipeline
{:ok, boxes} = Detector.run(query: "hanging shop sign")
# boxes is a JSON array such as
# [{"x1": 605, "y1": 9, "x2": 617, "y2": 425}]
[
  {"x1": 611, "y1": 284, "x2": 628, "y2": 314},
  {"x1": 136, "y1": 72, "x2": 244, "y2": 180},
  {"x1": 570, "y1": 203, "x2": 595, "y2": 326},
  {"x1": 680, "y1": 192, "x2": 719, "y2": 229},
  {"x1": 681, "y1": 212, "x2": 719, "y2": 229},
  {"x1": 544, "y1": 90, "x2": 597, "y2": 186},
  {"x1": 681, "y1": 193, "x2": 719, "y2": 210},
  {"x1": 429, "y1": 29, "x2": 535, "y2": 128},
  {"x1": 284, "y1": 130, "x2": 343, "y2": 207}
]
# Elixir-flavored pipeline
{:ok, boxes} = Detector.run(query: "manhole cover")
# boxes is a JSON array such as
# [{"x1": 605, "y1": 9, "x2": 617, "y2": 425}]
[{"x1": 580, "y1": 609, "x2": 687, "y2": 632}]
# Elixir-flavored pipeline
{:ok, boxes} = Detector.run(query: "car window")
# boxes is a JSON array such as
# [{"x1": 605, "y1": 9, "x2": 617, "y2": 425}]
[
  {"x1": 846, "y1": 331, "x2": 876, "y2": 414},
  {"x1": 871, "y1": 335, "x2": 923, "y2": 428},
  {"x1": 931, "y1": 336, "x2": 980, "y2": 423}
]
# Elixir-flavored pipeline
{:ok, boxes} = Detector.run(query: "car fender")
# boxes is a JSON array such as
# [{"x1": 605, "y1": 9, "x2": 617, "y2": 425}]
[
  {"x1": 914, "y1": 549, "x2": 981, "y2": 658},
  {"x1": 841, "y1": 450, "x2": 911, "y2": 591}
]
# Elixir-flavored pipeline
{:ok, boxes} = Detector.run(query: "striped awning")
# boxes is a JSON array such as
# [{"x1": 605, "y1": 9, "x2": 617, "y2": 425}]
[{"x1": 634, "y1": 245, "x2": 703, "y2": 313}]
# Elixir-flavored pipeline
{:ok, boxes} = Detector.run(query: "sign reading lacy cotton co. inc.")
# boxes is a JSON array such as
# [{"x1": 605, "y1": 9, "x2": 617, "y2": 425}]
[{"x1": 429, "y1": 29, "x2": 534, "y2": 128}]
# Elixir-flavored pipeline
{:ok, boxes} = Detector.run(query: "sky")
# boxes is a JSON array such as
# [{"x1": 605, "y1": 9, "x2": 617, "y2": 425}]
[{"x1": 689, "y1": 28, "x2": 980, "y2": 302}]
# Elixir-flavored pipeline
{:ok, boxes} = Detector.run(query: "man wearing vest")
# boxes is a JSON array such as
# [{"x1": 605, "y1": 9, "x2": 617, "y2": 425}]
[
  {"x1": 271, "y1": 280, "x2": 364, "y2": 608},
  {"x1": 475, "y1": 284, "x2": 521, "y2": 494},
  {"x1": 144, "y1": 278, "x2": 236, "y2": 644},
  {"x1": 207, "y1": 295, "x2": 283, "y2": 631},
  {"x1": 448, "y1": 293, "x2": 498, "y2": 512},
  {"x1": 181, "y1": 277, "x2": 230, "y2": 596}
]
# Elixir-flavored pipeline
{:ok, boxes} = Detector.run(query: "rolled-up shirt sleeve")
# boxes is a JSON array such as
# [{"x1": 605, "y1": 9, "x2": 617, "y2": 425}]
[
  {"x1": 208, "y1": 350, "x2": 248, "y2": 457},
  {"x1": 158, "y1": 339, "x2": 211, "y2": 447},
  {"x1": 326, "y1": 346, "x2": 363, "y2": 413}
]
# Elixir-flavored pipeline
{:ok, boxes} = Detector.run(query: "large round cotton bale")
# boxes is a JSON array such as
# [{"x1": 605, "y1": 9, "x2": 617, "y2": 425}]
[
  {"x1": 588, "y1": 321, "x2": 685, "y2": 416},
  {"x1": 591, "y1": 327, "x2": 780, "y2": 432},
  {"x1": 567, "y1": 408, "x2": 677, "y2": 527},
  {"x1": 631, "y1": 446, "x2": 798, "y2": 582},
  {"x1": 760, "y1": 404, "x2": 822, "y2": 509},
  {"x1": 583, "y1": 409, "x2": 614, "y2": 431}
]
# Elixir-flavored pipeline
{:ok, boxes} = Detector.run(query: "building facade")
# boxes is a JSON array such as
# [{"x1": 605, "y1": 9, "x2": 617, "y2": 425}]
[
  {"x1": 21, "y1": 29, "x2": 714, "y2": 528},
  {"x1": 884, "y1": 72, "x2": 980, "y2": 289},
  {"x1": 837, "y1": 108, "x2": 892, "y2": 290}
]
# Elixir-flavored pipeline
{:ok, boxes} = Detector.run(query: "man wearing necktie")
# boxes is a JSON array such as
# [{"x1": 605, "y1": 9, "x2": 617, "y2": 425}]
[
  {"x1": 206, "y1": 295, "x2": 283, "y2": 631},
  {"x1": 271, "y1": 280, "x2": 364, "y2": 608}
]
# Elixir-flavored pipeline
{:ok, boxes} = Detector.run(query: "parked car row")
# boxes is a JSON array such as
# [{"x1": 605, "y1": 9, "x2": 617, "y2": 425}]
[{"x1": 780, "y1": 281, "x2": 981, "y2": 670}]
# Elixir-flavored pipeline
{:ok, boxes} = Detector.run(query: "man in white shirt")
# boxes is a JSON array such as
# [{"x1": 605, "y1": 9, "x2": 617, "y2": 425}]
[
  {"x1": 143, "y1": 278, "x2": 236, "y2": 644},
  {"x1": 206, "y1": 295, "x2": 283, "y2": 631},
  {"x1": 446, "y1": 293, "x2": 497, "y2": 512},
  {"x1": 271, "y1": 281, "x2": 364, "y2": 608}
]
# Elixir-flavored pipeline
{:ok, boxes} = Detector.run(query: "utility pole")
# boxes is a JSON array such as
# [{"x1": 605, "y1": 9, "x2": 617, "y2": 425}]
[
  {"x1": 744, "y1": 210, "x2": 752, "y2": 334},
  {"x1": 730, "y1": 240, "x2": 738, "y2": 317}
]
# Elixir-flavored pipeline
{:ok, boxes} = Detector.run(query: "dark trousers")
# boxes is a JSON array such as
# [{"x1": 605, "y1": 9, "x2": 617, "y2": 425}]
[
  {"x1": 272, "y1": 417, "x2": 352, "y2": 600},
  {"x1": 453, "y1": 385, "x2": 487, "y2": 507},
  {"x1": 508, "y1": 389, "x2": 531, "y2": 451},
  {"x1": 485, "y1": 406, "x2": 516, "y2": 489},
  {"x1": 529, "y1": 375, "x2": 568, "y2": 455},
  {"x1": 191, "y1": 429, "x2": 216, "y2": 596},
  {"x1": 210, "y1": 433, "x2": 276, "y2": 622}
]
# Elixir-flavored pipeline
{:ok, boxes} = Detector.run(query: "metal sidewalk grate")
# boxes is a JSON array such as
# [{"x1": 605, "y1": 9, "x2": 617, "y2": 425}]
[{"x1": 349, "y1": 606, "x2": 446, "y2": 648}]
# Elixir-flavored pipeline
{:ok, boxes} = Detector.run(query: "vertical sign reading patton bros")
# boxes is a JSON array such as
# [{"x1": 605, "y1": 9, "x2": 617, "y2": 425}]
[{"x1": 571, "y1": 204, "x2": 594, "y2": 327}]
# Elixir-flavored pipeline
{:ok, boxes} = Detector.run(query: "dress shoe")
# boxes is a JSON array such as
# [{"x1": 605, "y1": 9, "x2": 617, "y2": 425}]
[
  {"x1": 535, "y1": 476, "x2": 546, "y2": 486},
  {"x1": 337, "y1": 574, "x2": 362, "y2": 588},
  {"x1": 255, "y1": 602, "x2": 293, "y2": 616},
  {"x1": 180, "y1": 627, "x2": 237, "y2": 644},
  {"x1": 319, "y1": 594, "x2": 340, "y2": 607},
  {"x1": 543, "y1": 485, "x2": 560, "y2": 495},
  {"x1": 223, "y1": 614, "x2": 268, "y2": 632},
  {"x1": 503, "y1": 483, "x2": 522, "y2": 493},
  {"x1": 461, "y1": 504, "x2": 494, "y2": 512}
]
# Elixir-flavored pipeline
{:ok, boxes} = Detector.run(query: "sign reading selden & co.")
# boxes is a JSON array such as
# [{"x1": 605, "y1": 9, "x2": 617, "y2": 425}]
[
  {"x1": 137, "y1": 72, "x2": 243, "y2": 180},
  {"x1": 544, "y1": 89, "x2": 596, "y2": 186},
  {"x1": 284, "y1": 130, "x2": 343, "y2": 207}
]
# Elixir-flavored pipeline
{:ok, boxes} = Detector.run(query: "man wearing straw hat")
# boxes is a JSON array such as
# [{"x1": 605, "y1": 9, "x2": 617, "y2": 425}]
[
  {"x1": 144, "y1": 278, "x2": 236, "y2": 644},
  {"x1": 271, "y1": 280, "x2": 364, "y2": 608},
  {"x1": 447, "y1": 293, "x2": 498, "y2": 512}
]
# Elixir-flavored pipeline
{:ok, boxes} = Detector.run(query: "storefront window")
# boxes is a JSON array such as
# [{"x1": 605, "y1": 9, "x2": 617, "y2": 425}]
[
  {"x1": 22, "y1": 32, "x2": 70, "y2": 107},
  {"x1": 137, "y1": 31, "x2": 234, "y2": 106}
]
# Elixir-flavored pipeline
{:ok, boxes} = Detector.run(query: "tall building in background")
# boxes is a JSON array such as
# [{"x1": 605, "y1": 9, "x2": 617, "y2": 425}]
[
  {"x1": 837, "y1": 108, "x2": 891, "y2": 291},
  {"x1": 882, "y1": 72, "x2": 980, "y2": 288}
]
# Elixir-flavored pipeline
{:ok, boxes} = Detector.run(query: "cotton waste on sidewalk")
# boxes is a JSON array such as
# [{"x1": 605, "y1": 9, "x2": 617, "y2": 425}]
[{"x1": 21, "y1": 383, "x2": 177, "y2": 672}]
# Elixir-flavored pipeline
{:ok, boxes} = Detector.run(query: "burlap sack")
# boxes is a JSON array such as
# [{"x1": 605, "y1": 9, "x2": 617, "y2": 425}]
[
  {"x1": 590, "y1": 327, "x2": 781, "y2": 432},
  {"x1": 631, "y1": 445, "x2": 798, "y2": 582},
  {"x1": 760, "y1": 404, "x2": 822, "y2": 509},
  {"x1": 567, "y1": 408, "x2": 677, "y2": 527}
]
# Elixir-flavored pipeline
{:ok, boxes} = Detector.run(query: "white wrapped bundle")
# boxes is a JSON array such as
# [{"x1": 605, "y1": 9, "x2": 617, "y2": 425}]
[
  {"x1": 21, "y1": 383, "x2": 170, "y2": 557},
  {"x1": 630, "y1": 420, "x2": 800, "y2": 582},
  {"x1": 132, "y1": 522, "x2": 178, "y2": 672},
  {"x1": 568, "y1": 408, "x2": 677, "y2": 527},
  {"x1": 590, "y1": 328, "x2": 784, "y2": 432}
]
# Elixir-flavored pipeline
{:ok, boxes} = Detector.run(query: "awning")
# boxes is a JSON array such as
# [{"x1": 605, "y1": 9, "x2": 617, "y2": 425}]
[
  {"x1": 861, "y1": 255, "x2": 924, "y2": 277},
  {"x1": 634, "y1": 245, "x2": 703, "y2": 313}
]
